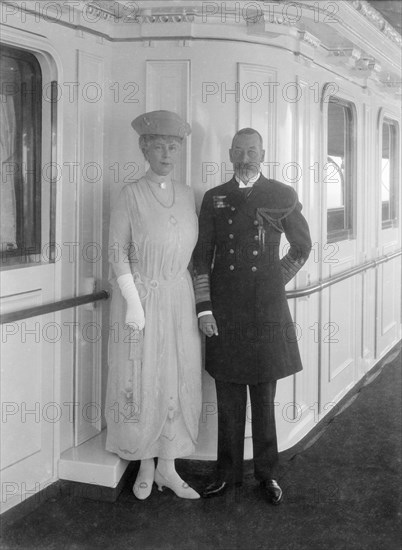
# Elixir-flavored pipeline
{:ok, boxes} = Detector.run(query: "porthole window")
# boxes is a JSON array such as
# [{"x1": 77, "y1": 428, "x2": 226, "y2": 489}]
[
  {"x1": 326, "y1": 97, "x2": 356, "y2": 242},
  {"x1": 381, "y1": 118, "x2": 399, "y2": 228},
  {"x1": 0, "y1": 45, "x2": 42, "y2": 262}
]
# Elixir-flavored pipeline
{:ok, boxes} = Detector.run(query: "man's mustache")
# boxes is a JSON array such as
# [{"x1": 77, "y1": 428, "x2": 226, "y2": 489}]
[{"x1": 235, "y1": 162, "x2": 260, "y2": 176}]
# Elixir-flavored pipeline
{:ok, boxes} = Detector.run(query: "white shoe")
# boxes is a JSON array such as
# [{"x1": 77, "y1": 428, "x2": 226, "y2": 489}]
[
  {"x1": 133, "y1": 472, "x2": 154, "y2": 500},
  {"x1": 154, "y1": 469, "x2": 200, "y2": 499}
]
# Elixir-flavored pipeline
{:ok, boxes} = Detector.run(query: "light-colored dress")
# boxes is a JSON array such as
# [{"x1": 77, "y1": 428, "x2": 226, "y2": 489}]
[{"x1": 105, "y1": 169, "x2": 202, "y2": 460}]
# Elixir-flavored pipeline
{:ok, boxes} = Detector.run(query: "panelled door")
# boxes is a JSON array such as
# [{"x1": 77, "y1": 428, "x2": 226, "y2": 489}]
[{"x1": 0, "y1": 45, "x2": 58, "y2": 513}]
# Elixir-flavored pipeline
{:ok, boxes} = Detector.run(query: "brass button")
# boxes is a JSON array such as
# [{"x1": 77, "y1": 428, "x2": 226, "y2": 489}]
[
  {"x1": 229, "y1": 265, "x2": 235, "y2": 271},
  {"x1": 254, "y1": 235, "x2": 259, "y2": 241},
  {"x1": 229, "y1": 249, "x2": 234, "y2": 254},
  {"x1": 231, "y1": 206, "x2": 235, "y2": 211},
  {"x1": 229, "y1": 234, "x2": 234, "y2": 239},
  {"x1": 251, "y1": 266, "x2": 257, "y2": 272},
  {"x1": 253, "y1": 250, "x2": 258, "y2": 256},
  {"x1": 254, "y1": 220, "x2": 259, "y2": 226},
  {"x1": 228, "y1": 219, "x2": 233, "y2": 224}
]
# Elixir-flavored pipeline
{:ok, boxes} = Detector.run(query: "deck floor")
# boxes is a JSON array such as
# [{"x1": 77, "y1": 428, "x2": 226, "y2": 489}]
[{"x1": 1, "y1": 344, "x2": 401, "y2": 550}]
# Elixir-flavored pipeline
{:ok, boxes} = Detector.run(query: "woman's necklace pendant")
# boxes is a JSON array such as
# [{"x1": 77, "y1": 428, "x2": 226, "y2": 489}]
[{"x1": 145, "y1": 178, "x2": 175, "y2": 208}]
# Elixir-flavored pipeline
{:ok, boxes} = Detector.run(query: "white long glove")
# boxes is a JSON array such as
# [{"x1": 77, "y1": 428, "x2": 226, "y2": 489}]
[{"x1": 116, "y1": 273, "x2": 145, "y2": 330}]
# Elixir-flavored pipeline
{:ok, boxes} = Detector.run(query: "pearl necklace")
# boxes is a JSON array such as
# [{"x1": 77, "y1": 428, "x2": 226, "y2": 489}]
[{"x1": 145, "y1": 178, "x2": 175, "y2": 208}]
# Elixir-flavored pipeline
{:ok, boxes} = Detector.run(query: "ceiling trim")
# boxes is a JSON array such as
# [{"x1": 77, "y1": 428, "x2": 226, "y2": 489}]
[{"x1": 353, "y1": 0, "x2": 401, "y2": 46}]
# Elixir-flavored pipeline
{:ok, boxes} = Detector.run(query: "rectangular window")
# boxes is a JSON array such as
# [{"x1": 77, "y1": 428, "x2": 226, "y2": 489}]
[
  {"x1": 0, "y1": 46, "x2": 42, "y2": 262},
  {"x1": 381, "y1": 118, "x2": 399, "y2": 228},
  {"x1": 326, "y1": 97, "x2": 356, "y2": 241}
]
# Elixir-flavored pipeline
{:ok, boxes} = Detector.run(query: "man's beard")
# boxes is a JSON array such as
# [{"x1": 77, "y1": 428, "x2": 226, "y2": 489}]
[{"x1": 235, "y1": 162, "x2": 260, "y2": 182}]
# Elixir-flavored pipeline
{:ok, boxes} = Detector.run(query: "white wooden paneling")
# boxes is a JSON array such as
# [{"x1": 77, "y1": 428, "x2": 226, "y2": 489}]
[
  {"x1": 0, "y1": 265, "x2": 56, "y2": 514},
  {"x1": 145, "y1": 60, "x2": 191, "y2": 185},
  {"x1": 237, "y1": 63, "x2": 277, "y2": 170},
  {"x1": 319, "y1": 87, "x2": 362, "y2": 414},
  {"x1": 358, "y1": 103, "x2": 376, "y2": 376},
  {"x1": 277, "y1": 74, "x2": 319, "y2": 447},
  {"x1": 361, "y1": 269, "x2": 376, "y2": 372},
  {"x1": 293, "y1": 77, "x2": 314, "y2": 423},
  {"x1": 74, "y1": 51, "x2": 105, "y2": 445},
  {"x1": 321, "y1": 257, "x2": 356, "y2": 408},
  {"x1": 380, "y1": 264, "x2": 397, "y2": 336},
  {"x1": 1, "y1": 292, "x2": 43, "y2": 470},
  {"x1": 376, "y1": 243, "x2": 399, "y2": 355}
]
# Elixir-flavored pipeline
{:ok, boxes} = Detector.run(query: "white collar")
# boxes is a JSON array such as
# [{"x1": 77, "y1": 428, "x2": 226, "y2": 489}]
[
  {"x1": 146, "y1": 168, "x2": 172, "y2": 185},
  {"x1": 235, "y1": 172, "x2": 261, "y2": 188}
]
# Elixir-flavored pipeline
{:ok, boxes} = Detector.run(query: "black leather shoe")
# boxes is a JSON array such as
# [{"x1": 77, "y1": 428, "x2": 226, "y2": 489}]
[
  {"x1": 260, "y1": 479, "x2": 283, "y2": 505},
  {"x1": 202, "y1": 480, "x2": 229, "y2": 498}
]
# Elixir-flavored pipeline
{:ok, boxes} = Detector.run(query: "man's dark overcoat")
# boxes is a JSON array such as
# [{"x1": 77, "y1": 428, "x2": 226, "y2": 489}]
[{"x1": 193, "y1": 175, "x2": 312, "y2": 384}]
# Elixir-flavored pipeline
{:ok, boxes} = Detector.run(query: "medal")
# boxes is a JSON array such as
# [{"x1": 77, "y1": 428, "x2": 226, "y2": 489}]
[{"x1": 256, "y1": 211, "x2": 266, "y2": 252}]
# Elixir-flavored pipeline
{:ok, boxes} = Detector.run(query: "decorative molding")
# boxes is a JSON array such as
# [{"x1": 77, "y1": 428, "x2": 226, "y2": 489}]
[
  {"x1": 298, "y1": 30, "x2": 321, "y2": 49},
  {"x1": 85, "y1": 1, "x2": 401, "y2": 51},
  {"x1": 353, "y1": 0, "x2": 387, "y2": 29},
  {"x1": 137, "y1": 12, "x2": 196, "y2": 24},
  {"x1": 255, "y1": 12, "x2": 293, "y2": 28},
  {"x1": 355, "y1": 57, "x2": 379, "y2": 72},
  {"x1": 327, "y1": 47, "x2": 362, "y2": 67},
  {"x1": 378, "y1": 79, "x2": 402, "y2": 96},
  {"x1": 352, "y1": 0, "x2": 402, "y2": 47},
  {"x1": 381, "y1": 80, "x2": 402, "y2": 88},
  {"x1": 86, "y1": 1, "x2": 120, "y2": 21},
  {"x1": 328, "y1": 47, "x2": 362, "y2": 58},
  {"x1": 8, "y1": 1, "x2": 402, "y2": 54},
  {"x1": 87, "y1": 2, "x2": 197, "y2": 23},
  {"x1": 327, "y1": 48, "x2": 381, "y2": 76}
]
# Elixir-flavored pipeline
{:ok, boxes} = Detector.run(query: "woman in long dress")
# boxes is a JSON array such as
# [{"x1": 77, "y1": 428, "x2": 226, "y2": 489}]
[{"x1": 105, "y1": 111, "x2": 202, "y2": 500}]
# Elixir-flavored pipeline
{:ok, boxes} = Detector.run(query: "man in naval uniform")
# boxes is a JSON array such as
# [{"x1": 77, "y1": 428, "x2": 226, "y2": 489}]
[{"x1": 193, "y1": 128, "x2": 312, "y2": 504}]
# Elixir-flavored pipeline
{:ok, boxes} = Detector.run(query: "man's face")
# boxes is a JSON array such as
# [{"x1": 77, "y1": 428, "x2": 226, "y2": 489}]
[{"x1": 229, "y1": 133, "x2": 265, "y2": 183}]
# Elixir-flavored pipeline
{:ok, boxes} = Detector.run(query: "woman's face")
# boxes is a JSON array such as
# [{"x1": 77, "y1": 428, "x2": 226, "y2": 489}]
[{"x1": 144, "y1": 136, "x2": 181, "y2": 176}]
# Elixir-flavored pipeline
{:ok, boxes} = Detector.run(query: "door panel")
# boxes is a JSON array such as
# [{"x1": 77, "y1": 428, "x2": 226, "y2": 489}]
[
  {"x1": 376, "y1": 240, "x2": 400, "y2": 355},
  {"x1": 321, "y1": 256, "x2": 357, "y2": 408},
  {"x1": 0, "y1": 266, "x2": 56, "y2": 513}
]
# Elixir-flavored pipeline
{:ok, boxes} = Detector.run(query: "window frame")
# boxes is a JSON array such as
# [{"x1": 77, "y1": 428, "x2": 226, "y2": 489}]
[
  {"x1": 325, "y1": 94, "x2": 357, "y2": 243},
  {"x1": 0, "y1": 45, "x2": 43, "y2": 263},
  {"x1": 380, "y1": 116, "x2": 399, "y2": 230}
]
